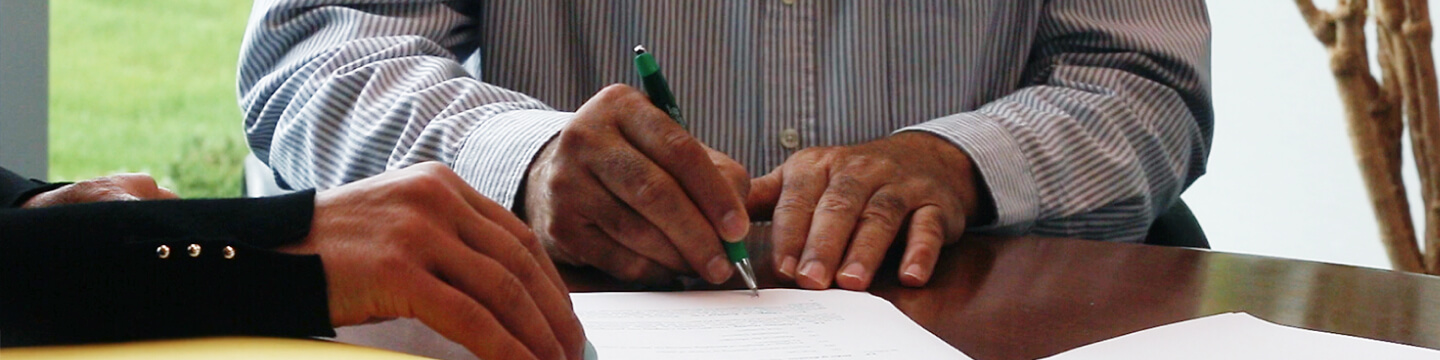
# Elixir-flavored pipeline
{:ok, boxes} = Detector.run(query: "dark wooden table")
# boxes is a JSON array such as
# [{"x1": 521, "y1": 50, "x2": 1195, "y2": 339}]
[
  {"x1": 562, "y1": 228, "x2": 1440, "y2": 360},
  {"x1": 337, "y1": 228, "x2": 1440, "y2": 359}
]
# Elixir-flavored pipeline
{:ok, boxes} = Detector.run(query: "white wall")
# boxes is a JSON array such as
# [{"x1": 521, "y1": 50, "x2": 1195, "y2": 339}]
[{"x1": 1189, "y1": 1, "x2": 1430, "y2": 270}]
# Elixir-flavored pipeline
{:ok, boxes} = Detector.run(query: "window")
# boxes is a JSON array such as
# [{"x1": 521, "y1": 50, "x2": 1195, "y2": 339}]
[{"x1": 50, "y1": 0, "x2": 251, "y2": 197}]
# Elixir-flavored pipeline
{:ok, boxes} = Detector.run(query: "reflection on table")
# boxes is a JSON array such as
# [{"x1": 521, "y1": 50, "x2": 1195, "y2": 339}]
[{"x1": 333, "y1": 226, "x2": 1440, "y2": 359}]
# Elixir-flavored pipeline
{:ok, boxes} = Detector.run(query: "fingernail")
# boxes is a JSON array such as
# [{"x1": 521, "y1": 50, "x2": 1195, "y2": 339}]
[
  {"x1": 707, "y1": 256, "x2": 733, "y2": 284},
  {"x1": 839, "y1": 262, "x2": 867, "y2": 284},
  {"x1": 779, "y1": 256, "x2": 799, "y2": 279},
  {"x1": 902, "y1": 264, "x2": 926, "y2": 283},
  {"x1": 799, "y1": 261, "x2": 826, "y2": 286},
  {"x1": 720, "y1": 210, "x2": 749, "y2": 242}
]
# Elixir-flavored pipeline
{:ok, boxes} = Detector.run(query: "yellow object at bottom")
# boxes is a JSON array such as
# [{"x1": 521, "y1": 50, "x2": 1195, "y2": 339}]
[{"x1": 1, "y1": 337, "x2": 431, "y2": 360}]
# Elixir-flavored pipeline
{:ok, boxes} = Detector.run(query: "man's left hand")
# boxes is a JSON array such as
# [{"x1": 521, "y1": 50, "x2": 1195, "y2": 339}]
[{"x1": 748, "y1": 132, "x2": 985, "y2": 290}]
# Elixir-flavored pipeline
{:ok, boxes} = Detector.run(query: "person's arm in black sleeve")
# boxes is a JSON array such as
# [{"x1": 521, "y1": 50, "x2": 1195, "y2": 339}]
[
  {"x1": 0, "y1": 167, "x2": 68, "y2": 208},
  {"x1": 0, "y1": 190, "x2": 334, "y2": 346},
  {"x1": 3, "y1": 162, "x2": 589, "y2": 359}
]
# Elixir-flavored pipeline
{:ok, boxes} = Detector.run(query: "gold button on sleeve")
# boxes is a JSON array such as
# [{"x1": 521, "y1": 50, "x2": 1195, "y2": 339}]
[{"x1": 187, "y1": 244, "x2": 202, "y2": 257}]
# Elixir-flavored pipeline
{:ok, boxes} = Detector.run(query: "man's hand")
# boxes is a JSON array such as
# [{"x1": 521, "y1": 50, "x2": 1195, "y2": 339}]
[
  {"x1": 748, "y1": 132, "x2": 986, "y2": 290},
  {"x1": 21, "y1": 173, "x2": 178, "y2": 208},
  {"x1": 278, "y1": 162, "x2": 585, "y2": 360},
  {"x1": 524, "y1": 84, "x2": 751, "y2": 284}
]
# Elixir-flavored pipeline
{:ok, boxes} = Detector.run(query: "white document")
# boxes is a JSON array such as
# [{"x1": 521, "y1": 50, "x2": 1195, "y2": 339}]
[
  {"x1": 1044, "y1": 312, "x2": 1440, "y2": 359},
  {"x1": 572, "y1": 289, "x2": 969, "y2": 360}
]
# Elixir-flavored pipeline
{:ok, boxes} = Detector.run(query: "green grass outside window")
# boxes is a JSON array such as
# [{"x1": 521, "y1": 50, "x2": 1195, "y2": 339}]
[{"x1": 50, "y1": 0, "x2": 252, "y2": 198}]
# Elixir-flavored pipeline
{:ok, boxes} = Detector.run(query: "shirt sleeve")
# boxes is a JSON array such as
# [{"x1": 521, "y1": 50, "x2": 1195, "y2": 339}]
[
  {"x1": 237, "y1": 0, "x2": 570, "y2": 208},
  {"x1": 899, "y1": 0, "x2": 1212, "y2": 242},
  {"x1": 0, "y1": 191, "x2": 334, "y2": 345}
]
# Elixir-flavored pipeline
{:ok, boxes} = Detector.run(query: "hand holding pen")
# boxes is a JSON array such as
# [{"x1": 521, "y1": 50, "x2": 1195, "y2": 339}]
[
  {"x1": 519, "y1": 54, "x2": 753, "y2": 287},
  {"x1": 635, "y1": 45, "x2": 759, "y2": 296}
]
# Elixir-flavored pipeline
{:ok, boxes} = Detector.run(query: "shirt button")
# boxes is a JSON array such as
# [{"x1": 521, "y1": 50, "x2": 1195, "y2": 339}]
[
  {"x1": 782, "y1": 0, "x2": 796, "y2": 5},
  {"x1": 780, "y1": 128, "x2": 801, "y2": 150}
]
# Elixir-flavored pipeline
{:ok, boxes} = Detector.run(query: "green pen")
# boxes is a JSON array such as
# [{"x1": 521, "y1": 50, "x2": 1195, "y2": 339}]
[{"x1": 634, "y1": 45, "x2": 758, "y2": 297}]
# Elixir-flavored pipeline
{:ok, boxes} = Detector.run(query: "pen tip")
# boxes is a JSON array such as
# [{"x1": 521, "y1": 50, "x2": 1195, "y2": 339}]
[{"x1": 633, "y1": 45, "x2": 647, "y2": 54}]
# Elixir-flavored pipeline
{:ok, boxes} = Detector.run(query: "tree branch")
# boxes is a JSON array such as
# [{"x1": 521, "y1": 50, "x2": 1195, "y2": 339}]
[
  {"x1": 1306, "y1": 0, "x2": 1426, "y2": 272},
  {"x1": 1297, "y1": 0, "x2": 1339, "y2": 46},
  {"x1": 1396, "y1": 0, "x2": 1440, "y2": 272}
]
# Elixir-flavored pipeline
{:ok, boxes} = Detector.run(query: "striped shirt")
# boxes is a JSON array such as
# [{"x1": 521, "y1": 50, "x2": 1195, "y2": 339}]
[{"x1": 238, "y1": 0, "x2": 1211, "y2": 242}]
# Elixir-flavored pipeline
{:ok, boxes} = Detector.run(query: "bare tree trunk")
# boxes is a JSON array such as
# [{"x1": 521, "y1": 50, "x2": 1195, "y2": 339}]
[{"x1": 1297, "y1": 0, "x2": 1425, "y2": 273}]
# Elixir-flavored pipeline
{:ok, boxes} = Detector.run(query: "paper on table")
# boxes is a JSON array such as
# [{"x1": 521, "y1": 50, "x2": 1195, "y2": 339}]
[
  {"x1": 572, "y1": 289, "x2": 969, "y2": 360},
  {"x1": 1043, "y1": 312, "x2": 1440, "y2": 359}
]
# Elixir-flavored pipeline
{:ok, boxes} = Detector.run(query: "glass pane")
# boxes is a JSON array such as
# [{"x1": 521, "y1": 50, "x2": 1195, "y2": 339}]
[{"x1": 49, "y1": 0, "x2": 251, "y2": 198}]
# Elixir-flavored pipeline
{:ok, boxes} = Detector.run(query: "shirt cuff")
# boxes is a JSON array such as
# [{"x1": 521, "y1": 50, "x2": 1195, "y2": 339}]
[
  {"x1": 897, "y1": 112, "x2": 1039, "y2": 235},
  {"x1": 450, "y1": 109, "x2": 575, "y2": 210}
]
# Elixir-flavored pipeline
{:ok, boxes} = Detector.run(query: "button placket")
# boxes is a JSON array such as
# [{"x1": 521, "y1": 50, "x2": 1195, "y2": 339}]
[{"x1": 761, "y1": 0, "x2": 816, "y2": 156}]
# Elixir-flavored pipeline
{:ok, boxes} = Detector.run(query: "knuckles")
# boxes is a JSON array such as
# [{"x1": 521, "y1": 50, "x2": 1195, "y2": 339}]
[
  {"x1": 860, "y1": 195, "x2": 907, "y2": 229},
  {"x1": 626, "y1": 174, "x2": 670, "y2": 208},
  {"x1": 774, "y1": 194, "x2": 817, "y2": 214},
  {"x1": 556, "y1": 123, "x2": 598, "y2": 150},
  {"x1": 112, "y1": 173, "x2": 161, "y2": 188},
  {"x1": 389, "y1": 171, "x2": 450, "y2": 205},
  {"x1": 541, "y1": 167, "x2": 583, "y2": 193},
  {"x1": 407, "y1": 162, "x2": 451, "y2": 176},
  {"x1": 490, "y1": 272, "x2": 531, "y2": 307},
  {"x1": 815, "y1": 195, "x2": 859, "y2": 214},
  {"x1": 593, "y1": 83, "x2": 645, "y2": 105},
  {"x1": 70, "y1": 178, "x2": 120, "y2": 194},
  {"x1": 867, "y1": 192, "x2": 909, "y2": 215},
  {"x1": 658, "y1": 128, "x2": 701, "y2": 153},
  {"x1": 908, "y1": 215, "x2": 947, "y2": 243}
]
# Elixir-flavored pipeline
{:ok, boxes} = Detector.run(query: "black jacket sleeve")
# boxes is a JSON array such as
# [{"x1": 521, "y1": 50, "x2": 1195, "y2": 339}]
[
  {"x1": 0, "y1": 167, "x2": 67, "y2": 207},
  {"x1": 1, "y1": 169, "x2": 335, "y2": 346}
]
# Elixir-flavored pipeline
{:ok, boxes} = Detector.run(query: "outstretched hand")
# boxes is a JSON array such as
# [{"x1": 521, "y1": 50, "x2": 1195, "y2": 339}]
[
  {"x1": 748, "y1": 132, "x2": 987, "y2": 290},
  {"x1": 279, "y1": 162, "x2": 586, "y2": 360}
]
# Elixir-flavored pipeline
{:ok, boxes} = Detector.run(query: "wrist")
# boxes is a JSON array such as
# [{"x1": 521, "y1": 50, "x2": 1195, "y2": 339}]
[
  {"x1": 12, "y1": 182, "x2": 71, "y2": 208},
  {"x1": 518, "y1": 135, "x2": 561, "y2": 223},
  {"x1": 888, "y1": 131, "x2": 995, "y2": 224}
]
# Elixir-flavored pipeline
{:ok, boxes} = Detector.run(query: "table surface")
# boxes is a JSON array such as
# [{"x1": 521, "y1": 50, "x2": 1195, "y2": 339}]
[
  {"x1": 563, "y1": 228, "x2": 1440, "y2": 360},
  {"x1": 21, "y1": 228, "x2": 1439, "y2": 360}
]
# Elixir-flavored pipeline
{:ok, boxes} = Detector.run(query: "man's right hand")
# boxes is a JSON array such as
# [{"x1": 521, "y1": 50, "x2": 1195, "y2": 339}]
[{"x1": 523, "y1": 84, "x2": 751, "y2": 284}]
